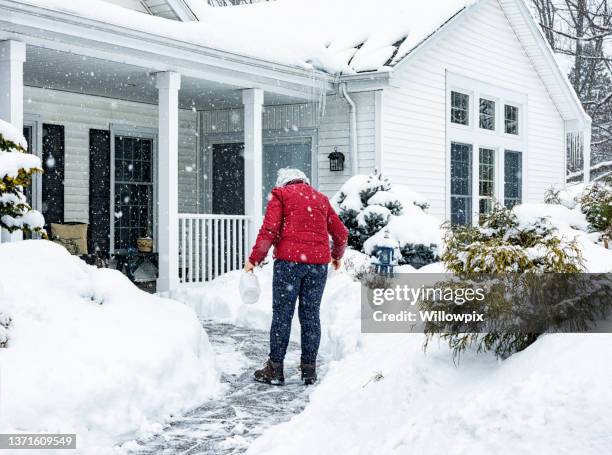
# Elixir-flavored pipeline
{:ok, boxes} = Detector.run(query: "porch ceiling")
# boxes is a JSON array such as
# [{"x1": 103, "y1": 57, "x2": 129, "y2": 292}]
[{"x1": 24, "y1": 45, "x2": 310, "y2": 109}]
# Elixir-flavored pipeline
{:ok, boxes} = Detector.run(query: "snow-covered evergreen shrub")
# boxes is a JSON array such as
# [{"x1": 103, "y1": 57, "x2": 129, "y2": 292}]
[
  {"x1": 332, "y1": 172, "x2": 441, "y2": 268},
  {"x1": 0, "y1": 119, "x2": 45, "y2": 237},
  {"x1": 578, "y1": 181, "x2": 612, "y2": 233},
  {"x1": 442, "y1": 205, "x2": 583, "y2": 274},
  {"x1": 424, "y1": 204, "x2": 586, "y2": 360}
]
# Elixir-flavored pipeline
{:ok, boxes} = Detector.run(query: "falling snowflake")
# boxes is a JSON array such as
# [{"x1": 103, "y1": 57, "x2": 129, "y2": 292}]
[
  {"x1": 300, "y1": 253, "x2": 308, "y2": 261},
  {"x1": 185, "y1": 165, "x2": 193, "y2": 172},
  {"x1": 291, "y1": 125, "x2": 299, "y2": 132},
  {"x1": 123, "y1": 196, "x2": 130, "y2": 204},
  {"x1": 128, "y1": 164, "x2": 134, "y2": 171},
  {"x1": 114, "y1": 211, "x2": 123, "y2": 219},
  {"x1": 45, "y1": 155, "x2": 56, "y2": 169}
]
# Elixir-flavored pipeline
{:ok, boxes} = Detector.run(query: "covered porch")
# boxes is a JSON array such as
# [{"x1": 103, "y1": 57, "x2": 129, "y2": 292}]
[{"x1": 0, "y1": 3, "x2": 334, "y2": 291}]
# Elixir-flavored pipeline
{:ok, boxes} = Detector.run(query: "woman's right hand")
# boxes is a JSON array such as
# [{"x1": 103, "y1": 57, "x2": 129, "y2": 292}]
[
  {"x1": 331, "y1": 259, "x2": 342, "y2": 271},
  {"x1": 244, "y1": 261, "x2": 255, "y2": 273}
]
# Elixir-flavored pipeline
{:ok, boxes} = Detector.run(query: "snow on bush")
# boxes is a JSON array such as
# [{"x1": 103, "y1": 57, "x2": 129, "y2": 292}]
[
  {"x1": 424, "y1": 202, "x2": 612, "y2": 360},
  {"x1": 331, "y1": 172, "x2": 441, "y2": 268},
  {"x1": 578, "y1": 181, "x2": 612, "y2": 233},
  {"x1": 0, "y1": 241, "x2": 221, "y2": 448},
  {"x1": 0, "y1": 119, "x2": 45, "y2": 236}
]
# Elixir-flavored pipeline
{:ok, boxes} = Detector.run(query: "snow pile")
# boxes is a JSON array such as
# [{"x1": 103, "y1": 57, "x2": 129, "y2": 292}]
[
  {"x1": 26, "y1": 0, "x2": 473, "y2": 74},
  {"x1": 0, "y1": 241, "x2": 221, "y2": 448},
  {"x1": 247, "y1": 332, "x2": 612, "y2": 455}
]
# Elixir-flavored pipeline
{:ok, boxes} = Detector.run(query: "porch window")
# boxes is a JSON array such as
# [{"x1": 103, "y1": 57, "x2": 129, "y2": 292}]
[
  {"x1": 262, "y1": 141, "x2": 312, "y2": 209},
  {"x1": 479, "y1": 148, "x2": 495, "y2": 219},
  {"x1": 504, "y1": 150, "x2": 522, "y2": 208},
  {"x1": 114, "y1": 136, "x2": 154, "y2": 250},
  {"x1": 479, "y1": 99, "x2": 495, "y2": 131},
  {"x1": 450, "y1": 142, "x2": 473, "y2": 225},
  {"x1": 451, "y1": 91, "x2": 470, "y2": 126},
  {"x1": 504, "y1": 105, "x2": 519, "y2": 135}
]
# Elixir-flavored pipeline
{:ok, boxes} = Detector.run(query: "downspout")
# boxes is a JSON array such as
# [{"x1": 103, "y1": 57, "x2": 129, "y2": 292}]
[{"x1": 339, "y1": 82, "x2": 359, "y2": 175}]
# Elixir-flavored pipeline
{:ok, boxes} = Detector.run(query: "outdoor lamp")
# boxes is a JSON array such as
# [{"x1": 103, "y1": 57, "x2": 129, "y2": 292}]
[{"x1": 328, "y1": 147, "x2": 345, "y2": 172}]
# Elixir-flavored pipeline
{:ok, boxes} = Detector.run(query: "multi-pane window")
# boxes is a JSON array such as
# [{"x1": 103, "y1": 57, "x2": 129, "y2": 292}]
[
  {"x1": 479, "y1": 148, "x2": 495, "y2": 219},
  {"x1": 504, "y1": 105, "x2": 519, "y2": 135},
  {"x1": 479, "y1": 99, "x2": 495, "y2": 131},
  {"x1": 450, "y1": 142, "x2": 473, "y2": 225},
  {"x1": 504, "y1": 150, "x2": 522, "y2": 208},
  {"x1": 114, "y1": 136, "x2": 154, "y2": 251},
  {"x1": 451, "y1": 91, "x2": 470, "y2": 126}
]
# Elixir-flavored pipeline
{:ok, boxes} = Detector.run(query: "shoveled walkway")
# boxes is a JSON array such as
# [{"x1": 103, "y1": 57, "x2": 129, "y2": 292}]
[{"x1": 127, "y1": 321, "x2": 325, "y2": 454}]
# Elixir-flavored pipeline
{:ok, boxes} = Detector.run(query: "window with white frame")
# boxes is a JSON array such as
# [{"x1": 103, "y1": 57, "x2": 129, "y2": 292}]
[
  {"x1": 447, "y1": 74, "x2": 526, "y2": 225},
  {"x1": 504, "y1": 104, "x2": 519, "y2": 135},
  {"x1": 450, "y1": 142, "x2": 473, "y2": 226},
  {"x1": 504, "y1": 150, "x2": 522, "y2": 208},
  {"x1": 479, "y1": 147, "x2": 495, "y2": 219},
  {"x1": 479, "y1": 98, "x2": 496, "y2": 131},
  {"x1": 451, "y1": 91, "x2": 470, "y2": 126}
]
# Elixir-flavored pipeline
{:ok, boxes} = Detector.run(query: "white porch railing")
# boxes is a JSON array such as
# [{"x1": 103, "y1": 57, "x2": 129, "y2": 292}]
[{"x1": 178, "y1": 214, "x2": 251, "y2": 285}]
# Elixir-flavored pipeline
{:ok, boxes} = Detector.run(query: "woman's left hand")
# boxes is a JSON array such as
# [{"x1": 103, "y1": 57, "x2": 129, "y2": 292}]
[{"x1": 244, "y1": 261, "x2": 255, "y2": 273}]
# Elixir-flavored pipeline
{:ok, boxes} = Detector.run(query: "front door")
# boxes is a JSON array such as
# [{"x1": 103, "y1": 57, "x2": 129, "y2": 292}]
[{"x1": 212, "y1": 143, "x2": 245, "y2": 215}]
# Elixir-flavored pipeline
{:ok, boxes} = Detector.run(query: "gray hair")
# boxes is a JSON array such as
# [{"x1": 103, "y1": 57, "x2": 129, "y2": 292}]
[{"x1": 275, "y1": 168, "x2": 310, "y2": 187}]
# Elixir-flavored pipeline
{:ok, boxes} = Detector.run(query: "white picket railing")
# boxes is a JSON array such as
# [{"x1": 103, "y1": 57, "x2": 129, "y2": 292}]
[{"x1": 178, "y1": 214, "x2": 251, "y2": 285}]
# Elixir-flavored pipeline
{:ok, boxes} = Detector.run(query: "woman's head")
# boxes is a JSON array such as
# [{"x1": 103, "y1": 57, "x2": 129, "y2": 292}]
[{"x1": 275, "y1": 168, "x2": 310, "y2": 187}]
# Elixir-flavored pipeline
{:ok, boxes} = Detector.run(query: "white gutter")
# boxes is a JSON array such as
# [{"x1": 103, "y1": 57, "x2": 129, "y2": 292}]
[{"x1": 339, "y1": 82, "x2": 359, "y2": 175}]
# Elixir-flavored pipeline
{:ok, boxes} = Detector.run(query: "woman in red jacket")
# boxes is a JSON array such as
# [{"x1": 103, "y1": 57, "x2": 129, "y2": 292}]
[{"x1": 244, "y1": 168, "x2": 348, "y2": 385}]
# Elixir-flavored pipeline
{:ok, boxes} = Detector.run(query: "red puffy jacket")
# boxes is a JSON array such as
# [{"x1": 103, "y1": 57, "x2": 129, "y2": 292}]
[{"x1": 249, "y1": 182, "x2": 348, "y2": 265}]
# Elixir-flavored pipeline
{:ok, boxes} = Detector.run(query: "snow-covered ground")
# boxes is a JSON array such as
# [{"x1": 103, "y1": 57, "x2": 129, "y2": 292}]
[
  {"x1": 0, "y1": 241, "x2": 221, "y2": 449},
  {"x1": 171, "y1": 197, "x2": 612, "y2": 455}
]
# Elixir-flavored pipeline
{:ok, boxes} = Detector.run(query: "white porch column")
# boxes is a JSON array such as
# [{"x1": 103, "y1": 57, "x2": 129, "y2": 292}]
[
  {"x1": 583, "y1": 120, "x2": 592, "y2": 183},
  {"x1": 242, "y1": 88, "x2": 263, "y2": 249},
  {"x1": 156, "y1": 71, "x2": 181, "y2": 292},
  {"x1": 0, "y1": 40, "x2": 26, "y2": 244}
]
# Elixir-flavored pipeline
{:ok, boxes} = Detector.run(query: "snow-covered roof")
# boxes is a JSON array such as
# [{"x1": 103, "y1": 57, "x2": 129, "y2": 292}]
[{"x1": 25, "y1": 0, "x2": 473, "y2": 75}]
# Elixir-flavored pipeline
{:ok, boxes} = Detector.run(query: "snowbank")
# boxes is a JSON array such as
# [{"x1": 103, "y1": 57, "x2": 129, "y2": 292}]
[
  {"x1": 25, "y1": 0, "x2": 472, "y2": 74},
  {"x1": 247, "y1": 332, "x2": 612, "y2": 455},
  {"x1": 0, "y1": 241, "x2": 221, "y2": 448}
]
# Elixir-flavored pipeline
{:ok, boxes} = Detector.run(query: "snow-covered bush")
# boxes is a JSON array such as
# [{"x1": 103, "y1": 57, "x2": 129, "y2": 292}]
[
  {"x1": 0, "y1": 119, "x2": 45, "y2": 236},
  {"x1": 442, "y1": 204, "x2": 583, "y2": 274},
  {"x1": 424, "y1": 204, "x2": 588, "y2": 360},
  {"x1": 331, "y1": 172, "x2": 441, "y2": 268},
  {"x1": 578, "y1": 181, "x2": 612, "y2": 233}
]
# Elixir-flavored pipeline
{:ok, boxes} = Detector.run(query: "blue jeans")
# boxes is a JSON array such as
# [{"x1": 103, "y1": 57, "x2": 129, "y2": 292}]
[{"x1": 269, "y1": 260, "x2": 328, "y2": 364}]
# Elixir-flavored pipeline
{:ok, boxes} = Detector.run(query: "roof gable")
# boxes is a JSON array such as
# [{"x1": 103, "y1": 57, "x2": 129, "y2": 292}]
[{"x1": 389, "y1": 0, "x2": 588, "y2": 124}]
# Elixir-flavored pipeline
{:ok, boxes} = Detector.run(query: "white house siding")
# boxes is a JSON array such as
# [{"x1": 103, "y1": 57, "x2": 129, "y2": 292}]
[
  {"x1": 23, "y1": 86, "x2": 199, "y2": 222},
  {"x1": 199, "y1": 93, "x2": 376, "y2": 199},
  {"x1": 381, "y1": 0, "x2": 565, "y2": 220}
]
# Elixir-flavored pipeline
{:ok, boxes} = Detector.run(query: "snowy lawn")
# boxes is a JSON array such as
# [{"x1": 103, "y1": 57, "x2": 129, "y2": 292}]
[
  {"x1": 0, "y1": 240, "x2": 221, "y2": 449},
  {"x1": 171, "y1": 199, "x2": 612, "y2": 455}
]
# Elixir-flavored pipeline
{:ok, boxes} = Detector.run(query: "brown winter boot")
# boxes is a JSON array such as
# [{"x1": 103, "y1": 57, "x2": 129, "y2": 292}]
[
  {"x1": 254, "y1": 359, "x2": 285, "y2": 385},
  {"x1": 300, "y1": 362, "x2": 317, "y2": 385}
]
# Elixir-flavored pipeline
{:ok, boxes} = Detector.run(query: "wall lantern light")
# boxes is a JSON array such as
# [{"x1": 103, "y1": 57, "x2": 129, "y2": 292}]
[{"x1": 328, "y1": 147, "x2": 345, "y2": 172}]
